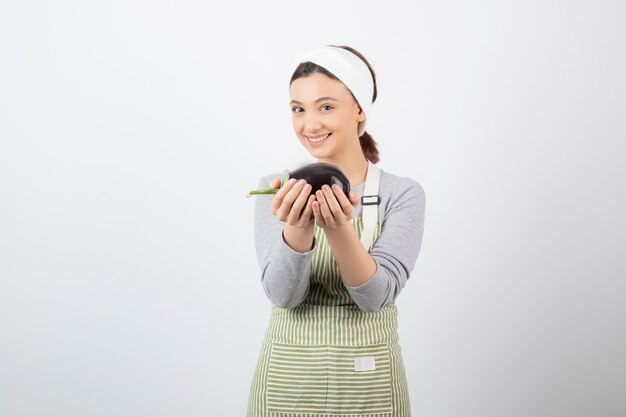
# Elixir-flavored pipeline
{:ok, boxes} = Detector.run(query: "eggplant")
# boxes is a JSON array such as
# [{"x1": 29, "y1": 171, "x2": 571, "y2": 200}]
[{"x1": 246, "y1": 162, "x2": 351, "y2": 198}]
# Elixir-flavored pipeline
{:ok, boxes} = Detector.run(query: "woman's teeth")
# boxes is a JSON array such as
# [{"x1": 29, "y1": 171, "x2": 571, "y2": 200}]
[{"x1": 308, "y1": 133, "x2": 332, "y2": 143}]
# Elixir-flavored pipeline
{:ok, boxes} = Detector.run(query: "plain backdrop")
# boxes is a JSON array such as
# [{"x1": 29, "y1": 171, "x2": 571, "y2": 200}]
[{"x1": 1, "y1": 1, "x2": 625, "y2": 416}]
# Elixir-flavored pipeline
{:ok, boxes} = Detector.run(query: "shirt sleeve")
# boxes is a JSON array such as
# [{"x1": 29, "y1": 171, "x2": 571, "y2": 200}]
[
  {"x1": 344, "y1": 177, "x2": 426, "y2": 312},
  {"x1": 253, "y1": 174, "x2": 317, "y2": 308}
]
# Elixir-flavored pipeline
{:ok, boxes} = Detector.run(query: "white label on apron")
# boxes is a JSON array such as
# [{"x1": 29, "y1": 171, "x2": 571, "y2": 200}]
[{"x1": 354, "y1": 356, "x2": 376, "y2": 372}]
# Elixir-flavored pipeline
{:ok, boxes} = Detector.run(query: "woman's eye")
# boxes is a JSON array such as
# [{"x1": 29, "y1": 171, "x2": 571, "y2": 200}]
[{"x1": 291, "y1": 105, "x2": 332, "y2": 113}]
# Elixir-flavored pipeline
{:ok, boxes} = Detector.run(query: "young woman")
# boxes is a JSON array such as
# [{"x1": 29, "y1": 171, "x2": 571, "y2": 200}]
[{"x1": 247, "y1": 44, "x2": 426, "y2": 417}]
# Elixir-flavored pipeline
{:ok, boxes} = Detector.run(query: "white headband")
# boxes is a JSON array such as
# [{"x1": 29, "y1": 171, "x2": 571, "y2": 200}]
[{"x1": 289, "y1": 46, "x2": 374, "y2": 137}]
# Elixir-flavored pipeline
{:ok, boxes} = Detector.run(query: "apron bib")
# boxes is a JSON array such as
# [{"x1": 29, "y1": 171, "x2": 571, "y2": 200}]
[{"x1": 247, "y1": 162, "x2": 411, "y2": 417}]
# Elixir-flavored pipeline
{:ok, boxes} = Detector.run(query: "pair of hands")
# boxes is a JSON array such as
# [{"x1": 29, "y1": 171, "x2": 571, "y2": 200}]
[{"x1": 269, "y1": 177, "x2": 360, "y2": 230}]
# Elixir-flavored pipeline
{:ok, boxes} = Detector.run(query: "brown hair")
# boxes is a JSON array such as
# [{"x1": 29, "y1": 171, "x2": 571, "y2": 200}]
[{"x1": 289, "y1": 44, "x2": 380, "y2": 164}]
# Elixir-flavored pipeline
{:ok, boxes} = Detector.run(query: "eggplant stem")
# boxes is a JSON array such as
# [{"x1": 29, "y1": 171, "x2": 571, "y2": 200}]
[
  {"x1": 246, "y1": 172, "x2": 290, "y2": 198},
  {"x1": 246, "y1": 187, "x2": 280, "y2": 198}
]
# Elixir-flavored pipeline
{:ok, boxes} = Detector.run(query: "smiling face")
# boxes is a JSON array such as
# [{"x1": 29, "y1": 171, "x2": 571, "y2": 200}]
[{"x1": 289, "y1": 72, "x2": 365, "y2": 162}]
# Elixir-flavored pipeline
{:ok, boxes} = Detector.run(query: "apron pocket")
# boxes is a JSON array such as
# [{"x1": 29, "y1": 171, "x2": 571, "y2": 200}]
[{"x1": 266, "y1": 342, "x2": 392, "y2": 416}]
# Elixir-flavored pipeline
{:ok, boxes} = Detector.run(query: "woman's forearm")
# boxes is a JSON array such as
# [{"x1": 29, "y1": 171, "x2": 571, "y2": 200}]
[
  {"x1": 283, "y1": 222, "x2": 315, "y2": 253},
  {"x1": 324, "y1": 223, "x2": 377, "y2": 287}
]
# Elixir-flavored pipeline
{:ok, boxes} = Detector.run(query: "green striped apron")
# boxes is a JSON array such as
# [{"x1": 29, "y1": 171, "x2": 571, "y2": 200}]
[{"x1": 247, "y1": 214, "x2": 411, "y2": 416}]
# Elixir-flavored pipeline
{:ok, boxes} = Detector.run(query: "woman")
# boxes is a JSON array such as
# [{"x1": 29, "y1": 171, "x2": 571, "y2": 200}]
[{"x1": 247, "y1": 44, "x2": 426, "y2": 417}]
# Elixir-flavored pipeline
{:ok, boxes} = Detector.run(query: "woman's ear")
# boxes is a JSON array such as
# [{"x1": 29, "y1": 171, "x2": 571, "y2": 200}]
[{"x1": 356, "y1": 106, "x2": 365, "y2": 123}]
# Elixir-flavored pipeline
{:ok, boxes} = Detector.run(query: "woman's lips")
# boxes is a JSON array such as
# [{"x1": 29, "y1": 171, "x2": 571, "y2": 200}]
[{"x1": 307, "y1": 132, "x2": 332, "y2": 146}]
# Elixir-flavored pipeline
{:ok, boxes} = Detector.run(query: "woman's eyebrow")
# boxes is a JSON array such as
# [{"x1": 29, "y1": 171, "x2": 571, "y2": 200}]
[{"x1": 290, "y1": 96, "x2": 339, "y2": 105}]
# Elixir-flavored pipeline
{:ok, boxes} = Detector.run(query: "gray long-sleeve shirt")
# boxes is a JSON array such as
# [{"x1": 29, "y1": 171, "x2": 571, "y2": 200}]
[{"x1": 253, "y1": 166, "x2": 426, "y2": 313}]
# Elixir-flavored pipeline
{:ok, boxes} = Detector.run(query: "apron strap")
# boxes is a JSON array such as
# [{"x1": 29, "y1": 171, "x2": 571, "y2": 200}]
[{"x1": 359, "y1": 160, "x2": 381, "y2": 251}]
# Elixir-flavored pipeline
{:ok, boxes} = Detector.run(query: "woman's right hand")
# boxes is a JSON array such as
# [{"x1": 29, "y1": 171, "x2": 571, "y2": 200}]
[{"x1": 269, "y1": 177, "x2": 315, "y2": 228}]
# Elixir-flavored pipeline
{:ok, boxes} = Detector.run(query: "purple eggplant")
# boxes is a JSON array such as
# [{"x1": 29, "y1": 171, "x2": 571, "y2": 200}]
[{"x1": 246, "y1": 162, "x2": 351, "y2": 198}]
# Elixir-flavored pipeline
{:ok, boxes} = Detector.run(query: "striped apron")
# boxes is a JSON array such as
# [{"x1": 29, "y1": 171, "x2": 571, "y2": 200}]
[{"x1": 247, "y1": 162, "x2": 411, "y2": 416}]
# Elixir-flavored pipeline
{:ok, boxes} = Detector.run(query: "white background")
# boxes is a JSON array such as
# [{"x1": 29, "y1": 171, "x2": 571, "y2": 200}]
[{"x1": 1, "y1": 1, "x2": 624, "y2": 416}]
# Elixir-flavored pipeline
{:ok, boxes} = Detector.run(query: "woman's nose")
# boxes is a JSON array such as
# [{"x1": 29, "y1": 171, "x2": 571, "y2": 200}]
[{"x1": 304, "y1": 115, "x2": 323, "y2": 131}]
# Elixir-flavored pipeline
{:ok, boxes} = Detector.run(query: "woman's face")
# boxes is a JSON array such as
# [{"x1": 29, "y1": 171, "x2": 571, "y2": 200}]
[{"x1": 289, "y1": 72, "x2": 365, "y2": 160}]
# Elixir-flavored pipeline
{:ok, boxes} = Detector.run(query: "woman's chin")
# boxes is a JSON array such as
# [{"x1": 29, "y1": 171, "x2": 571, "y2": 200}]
[{"x1": 309, "y1": 148, "x2": 331, "y2": 159}]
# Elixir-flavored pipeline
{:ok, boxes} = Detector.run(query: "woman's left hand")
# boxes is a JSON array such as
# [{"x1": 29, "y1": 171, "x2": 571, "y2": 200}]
[{"x1": 311, "y1": 184, "x2": 361, "y2": 230}]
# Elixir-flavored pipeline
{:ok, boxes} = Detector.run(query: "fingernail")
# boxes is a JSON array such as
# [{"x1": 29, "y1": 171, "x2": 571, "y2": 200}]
[
  {"x1": 298, "y1": 179, "x2": 305, "y2": 185},
  {"x1": 288, "y1": 178, "x2": 296, "y2": 185}
]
